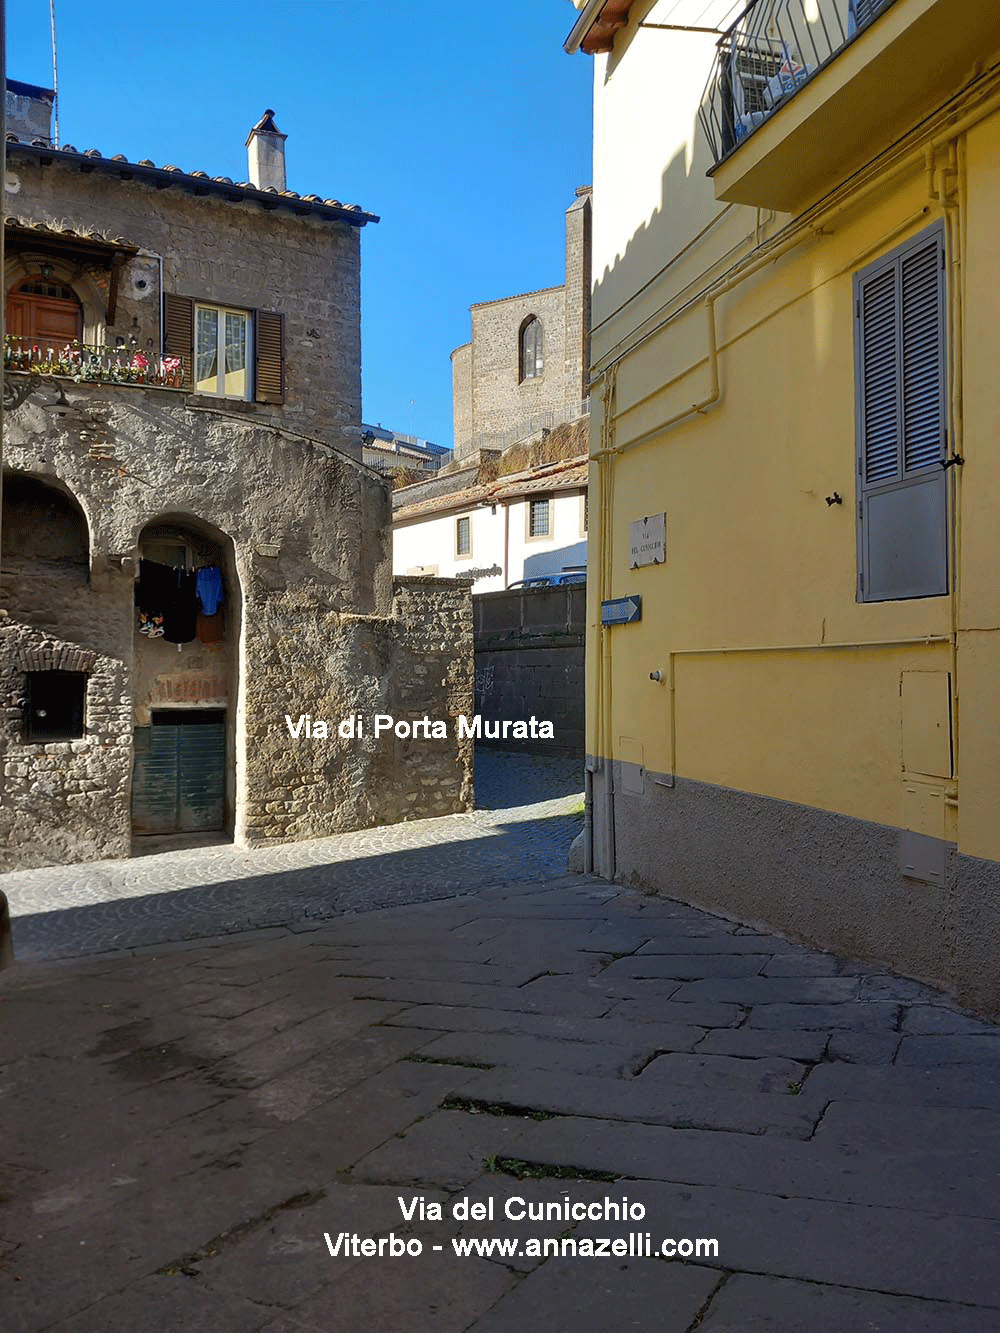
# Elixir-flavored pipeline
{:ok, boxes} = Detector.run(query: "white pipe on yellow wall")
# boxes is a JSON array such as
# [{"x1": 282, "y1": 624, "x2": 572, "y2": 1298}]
[{"x1": 588, "y1": 66, "x2": 991, "y2": 813}]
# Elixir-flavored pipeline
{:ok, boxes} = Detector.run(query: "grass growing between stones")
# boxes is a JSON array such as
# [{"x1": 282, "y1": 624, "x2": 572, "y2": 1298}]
[
  {"x1": 156, "y1": 1189, "x2": 325, "y2": 1275},
  {"x1": 483, "y1": 1155, "x2": 618, "y2": 1183},
  {"x1": 403, "y1": 1053, "x2": 495, "y2": 1071},
  {"x1": 442, "y1": 1095, "x2": 559, "y2": 1122}
]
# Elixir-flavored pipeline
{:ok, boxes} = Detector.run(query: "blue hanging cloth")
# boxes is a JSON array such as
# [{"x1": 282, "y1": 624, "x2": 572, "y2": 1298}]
[{"x1": 196, "y1": 566, "x2": 225, "y2": 616}]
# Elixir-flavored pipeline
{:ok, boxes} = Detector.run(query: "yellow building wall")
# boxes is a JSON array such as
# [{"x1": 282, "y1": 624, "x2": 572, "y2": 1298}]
[{"x1": 586, "y1": 3, "x2": 1000, "y2": 865}]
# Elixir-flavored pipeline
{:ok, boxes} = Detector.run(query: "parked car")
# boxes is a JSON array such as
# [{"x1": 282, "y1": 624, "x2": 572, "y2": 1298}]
[{"x1": 507, "y1": 572, "x2": 587, "y2": 590}]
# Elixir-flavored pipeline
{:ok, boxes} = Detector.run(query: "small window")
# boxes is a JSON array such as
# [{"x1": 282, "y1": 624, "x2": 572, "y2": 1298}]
[
  {"x1": 519, "y1": 316, "x2": 543, "y2": 382},
  {"x1": 456, "y1": 515, "x2": 472, "y2": 558},
  {"x1": 528, "y1": 497, "x2": 551, "y2": 539},
  {"x1": 581, "y1": 492, "x2": 589, "y2": 535},
  {"x1": 195, "y1": 304, "x2": 252, "y2": 399},
  {"x1": 26, "y1": 671, "x2": 86, "y2": 742}
]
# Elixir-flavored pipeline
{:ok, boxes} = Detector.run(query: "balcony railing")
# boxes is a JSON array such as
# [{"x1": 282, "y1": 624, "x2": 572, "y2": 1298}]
[
  {"x1": 3, "y1": 335, "x2": 187, "y2": 389},
  {"x1": 699, "y1": 0, "x2": 898, "y2": 167}
]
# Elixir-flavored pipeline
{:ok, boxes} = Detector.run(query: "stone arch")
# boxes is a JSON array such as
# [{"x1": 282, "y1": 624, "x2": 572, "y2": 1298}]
[
  {"x1": 1, "y1": 469, "x2": 90, "y2": 577},
  {"x1": 130, "y1": 512, "x2": 243, "y2": 843}
]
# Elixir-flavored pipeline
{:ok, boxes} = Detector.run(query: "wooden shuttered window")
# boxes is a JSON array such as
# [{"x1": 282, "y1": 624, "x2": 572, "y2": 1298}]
[
  {"x1": 855, "y1": 225, "x2": 948, "y2": 603},
  {"x1": 163, "y1": 296, "x2": 284, "y2": 402},
  {"x1": 254, "y1": 309, "x2": 285, "y2": 404},
  {"x1": 163, "y1": 293, "x2": 194, "y2": 388}
]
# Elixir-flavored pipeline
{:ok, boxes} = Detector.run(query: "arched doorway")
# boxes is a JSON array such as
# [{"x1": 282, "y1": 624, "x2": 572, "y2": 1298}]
[
  {"x1": 6, "y1": 275, "x2": 84, "y2": 347},
  {"x1": 131, "y1": 517, "x2": 240, "y2": 840}
]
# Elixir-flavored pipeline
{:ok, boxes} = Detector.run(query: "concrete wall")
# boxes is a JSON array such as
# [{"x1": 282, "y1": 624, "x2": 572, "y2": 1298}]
[
  {"x1": 585, "y1": 0, "x2": 1000, "y2": 1013},
  {"x1": 474, "y1": 585, "x2": 585, "y2": 757}
]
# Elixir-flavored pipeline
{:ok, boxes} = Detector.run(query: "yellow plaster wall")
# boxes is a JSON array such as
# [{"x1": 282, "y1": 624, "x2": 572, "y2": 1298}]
[{"x1": 587, "y1": 12, "x2": 1000, "y2": 863}]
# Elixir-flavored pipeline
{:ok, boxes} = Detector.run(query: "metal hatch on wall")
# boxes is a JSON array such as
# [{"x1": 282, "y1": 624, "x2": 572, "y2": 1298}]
[{"x1": 132, "y1": 709, "x2": 226, "y2": 834}]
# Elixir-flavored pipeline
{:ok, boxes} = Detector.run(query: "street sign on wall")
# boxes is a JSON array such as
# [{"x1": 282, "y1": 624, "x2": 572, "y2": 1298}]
[
  {"x1": 601, "y1": 595, "x2": 641, "y2": 626},
  {"x1": 629, "y1": 513, "x2": 666, "y2": 568}
]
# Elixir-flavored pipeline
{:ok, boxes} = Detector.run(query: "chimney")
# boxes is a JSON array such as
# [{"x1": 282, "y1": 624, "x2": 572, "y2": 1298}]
[
  {"x1": 245, "y1": 109, "x2": 287, "y2": 192},
  {"x1": 5, "y1": 79, "x2": 55, "y2": 144}
]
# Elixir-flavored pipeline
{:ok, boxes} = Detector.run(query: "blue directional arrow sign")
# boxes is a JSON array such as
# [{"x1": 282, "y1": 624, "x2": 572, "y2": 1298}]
[{"x1": 601, "y1": 595, "x2": 641, "y2": 626}]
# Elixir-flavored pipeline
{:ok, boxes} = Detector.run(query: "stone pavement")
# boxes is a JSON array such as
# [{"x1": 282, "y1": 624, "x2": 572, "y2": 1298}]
[
  {"x1": 3, "y1": 870, "x2": 1000, "y2": 1331},
  {"x1": 0, "y1": 752, "x2": 584, "y2": 961}
]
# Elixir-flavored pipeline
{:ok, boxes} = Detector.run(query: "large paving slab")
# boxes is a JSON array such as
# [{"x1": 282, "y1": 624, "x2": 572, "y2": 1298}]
[{"x1": 2, "y1": 759, "x2": 1000, "y2": 1330}]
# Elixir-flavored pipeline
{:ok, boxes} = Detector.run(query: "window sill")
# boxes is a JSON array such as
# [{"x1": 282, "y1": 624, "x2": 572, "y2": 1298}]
[{"x1": 185, "y1": 394, "x2": 257, "y2": 413}]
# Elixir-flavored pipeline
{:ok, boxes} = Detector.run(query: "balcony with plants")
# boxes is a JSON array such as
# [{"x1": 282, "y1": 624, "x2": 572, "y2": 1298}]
[{"x1": 4, "y1": 334, "x2": 186, "y2": 391}]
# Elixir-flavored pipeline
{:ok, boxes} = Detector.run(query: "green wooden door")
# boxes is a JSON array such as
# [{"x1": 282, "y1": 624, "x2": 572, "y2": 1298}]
[{"x1": 132, "y1": 710, "x2": 226, "y2": 834}]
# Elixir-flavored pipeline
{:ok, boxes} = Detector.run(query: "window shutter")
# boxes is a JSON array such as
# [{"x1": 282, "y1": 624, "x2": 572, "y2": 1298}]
[
  {"x1": 163, "y1": 293, "x2": 194, "y2": 388},
  {"x1": 855, "y1": 226, "x2": 948, "y2": 602},
  {"x1": 254, "y1": 309, "x2": 285, "y2": 404}
]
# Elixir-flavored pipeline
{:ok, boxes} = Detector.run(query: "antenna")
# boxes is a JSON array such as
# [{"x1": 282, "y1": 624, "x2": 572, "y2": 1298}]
[{"x1": 49, "y1": 0, "x2": 59, "y2": 148}]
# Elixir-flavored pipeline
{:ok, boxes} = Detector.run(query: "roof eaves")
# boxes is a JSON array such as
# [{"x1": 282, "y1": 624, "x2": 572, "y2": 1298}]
[
  {"x1": 564, "y1": 0, "x2": 635, "y2": 55},
  {"x1": 4, "y1": 138, "x2": 380, "y2": 227}
]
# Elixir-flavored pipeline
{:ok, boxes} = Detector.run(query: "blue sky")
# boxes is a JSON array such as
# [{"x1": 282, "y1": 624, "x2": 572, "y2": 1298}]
[{"x1": 7, "y1": 0, "x2": 593, "y2": 448}]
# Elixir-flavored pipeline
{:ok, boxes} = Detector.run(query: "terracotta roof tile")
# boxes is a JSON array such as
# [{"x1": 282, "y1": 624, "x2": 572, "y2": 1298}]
[
  {"x1": 4, "y1": 134, "x2": 378, "y2": 226},
  {"x1": 394, "y1": 455, "x2": 589, "y2": 523}
]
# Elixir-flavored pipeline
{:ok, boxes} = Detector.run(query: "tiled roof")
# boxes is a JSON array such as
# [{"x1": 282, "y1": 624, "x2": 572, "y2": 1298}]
[
  {"x1": 5, "y1": 135, "x2": 378, "y2": 227},
  {"x1": 5, "y1": 215, "x2": 137, "y2": 249},
  {"x1": 393, "y1": 455, "x2": 589, "y2": 524}
]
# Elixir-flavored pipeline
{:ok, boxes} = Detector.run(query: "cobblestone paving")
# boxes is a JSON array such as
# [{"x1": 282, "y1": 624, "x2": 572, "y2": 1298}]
[
  {"x1": 1, "y1": 752, "x2": 584, "y2": 962},
  {"x1": 3, "y1": 873, "x2": 999, "y2": 1330}
]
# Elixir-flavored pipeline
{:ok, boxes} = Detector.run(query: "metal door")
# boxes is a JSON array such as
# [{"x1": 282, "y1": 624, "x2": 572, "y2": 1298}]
[{"x1": 132, "y1": 710, "x2": 225, "y2": 833}]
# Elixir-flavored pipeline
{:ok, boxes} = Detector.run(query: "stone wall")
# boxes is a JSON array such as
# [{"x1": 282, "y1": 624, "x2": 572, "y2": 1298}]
[
  {"x1": 451, "y1": 343, "x2": 474, "y2": 453},
  {"x1": 452, "y1": 189, "x2": 592, "y2": 454},
  {"x1": 5, "y1": 151, "x2": 363, "y2": 456},
  {"x1": 0, "y1": 385, "x2": 473, "y2": 870},
  {"x1": 473, "y1": 584, "x2": 585, "y2": 758}
]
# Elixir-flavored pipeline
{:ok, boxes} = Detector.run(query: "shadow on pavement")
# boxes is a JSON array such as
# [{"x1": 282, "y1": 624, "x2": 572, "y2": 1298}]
[{"x1": 8, "y1": 811, "x2": 586, "y2": 963}]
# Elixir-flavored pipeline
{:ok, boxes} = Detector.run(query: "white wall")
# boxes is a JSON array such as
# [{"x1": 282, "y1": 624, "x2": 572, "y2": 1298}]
[
  {"x1": 508, "y1": 491, "x2": 588, "y2": 583},
  {"x1": 393, "y1": 504, "x2": 507, "y2": 593},
  {"x1": 393, "y1": 490, "x2": 587, "y2": 591}
]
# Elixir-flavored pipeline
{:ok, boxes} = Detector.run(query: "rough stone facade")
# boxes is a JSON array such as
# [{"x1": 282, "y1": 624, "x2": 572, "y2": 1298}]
[
  {"x1": 452, "y1": 187, "x2": 592, "y2": 455},
  {"x1": 5, "y1": 149, "x2": 363, "y2": 456},
  {"x1": 1, "y1": 106, "x2": 473, "y2": 871}
]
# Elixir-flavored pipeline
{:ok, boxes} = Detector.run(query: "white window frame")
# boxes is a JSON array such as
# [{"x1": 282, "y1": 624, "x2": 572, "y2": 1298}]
[
  {"x1": 455, "y1": 515, "x2": 473, "y2": 560},
  {"x1": 194, "y1": 303, "x2": 253, "y2": 400},
  {"x1": 526, "y1": 496, "x2": 552, "y2": 541}
]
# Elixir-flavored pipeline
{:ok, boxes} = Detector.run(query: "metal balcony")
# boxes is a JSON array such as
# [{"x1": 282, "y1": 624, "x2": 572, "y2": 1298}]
[
  {"x1": 4, "y1": 335, "x2": 187, "y2": 389},
  {"x1": 699, "y1": 0, "x2": 898, "y2": 167}
]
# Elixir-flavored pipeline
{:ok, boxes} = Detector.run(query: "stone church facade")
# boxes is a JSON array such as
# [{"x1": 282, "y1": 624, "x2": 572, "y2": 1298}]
[
  {"x1": 451, "y1": 187, "x2": 592, "y2": 457},
  {"x1": 1, "y1": 89, "x2": 473, "y2": 870}
]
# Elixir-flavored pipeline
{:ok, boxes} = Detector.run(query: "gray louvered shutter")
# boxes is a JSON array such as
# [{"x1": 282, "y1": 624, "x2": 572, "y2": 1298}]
[
  {"x1": 163, "y1": 293, "x2": 194, "y2": 389},
  {"x1": 855, "y1": 225, "x2": 948, "y2": 602},
  {"x1": 254, "y1": 309, "x2": 285, "y2": 404},
  {"x1": 852, "y1": 0, "x2": 890, "y2": 29}
]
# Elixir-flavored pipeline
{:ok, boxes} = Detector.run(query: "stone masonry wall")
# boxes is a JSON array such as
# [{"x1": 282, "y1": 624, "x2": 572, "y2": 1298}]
[
  {"x1": 451, "y1": 342, "x2": 474, "y2": 452},
  {"x1": 1, "y1": 384, "x2": 472, "y2": 868},
  {"x1": 5, "y1": 152, "x2": 363, "y2": 455},
  {"x1": 452, "y1": 190, "x2": 592, "y2": 453},
  {"x1": 240, "y1": 577, "x2": 474, "y2": 843},
  {"x1": 469, "y1": 286, "x2": 567, "y2": 442}
]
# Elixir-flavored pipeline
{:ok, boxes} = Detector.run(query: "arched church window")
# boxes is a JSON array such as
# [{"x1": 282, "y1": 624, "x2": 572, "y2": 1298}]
[{"x1": 519, "y1": 316, "x2": 543, "y2": 382}]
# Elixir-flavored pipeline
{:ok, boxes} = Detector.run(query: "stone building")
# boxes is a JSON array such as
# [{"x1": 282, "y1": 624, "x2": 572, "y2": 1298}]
[
  {"x1": 1, "y1": 91, "x2": 473, "y2": 871},
  {"x1": 451, "y1": 187, "x2": 591, "y2": 459}
]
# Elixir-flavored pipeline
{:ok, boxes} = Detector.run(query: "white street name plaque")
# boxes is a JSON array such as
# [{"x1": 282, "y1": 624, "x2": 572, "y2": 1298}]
[{"x1": 629, "y1": 513, "x2": 665, "y2": 569}]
